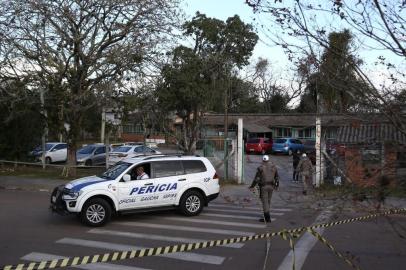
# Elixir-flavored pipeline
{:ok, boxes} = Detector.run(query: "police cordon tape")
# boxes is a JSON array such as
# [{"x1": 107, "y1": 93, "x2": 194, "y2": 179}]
[
  {"x1": 307, "y1": 228, "x2": 361, "y2": 270},
  {"x1": 2, "y1": 208, "x2": 405, "y2": 270}
]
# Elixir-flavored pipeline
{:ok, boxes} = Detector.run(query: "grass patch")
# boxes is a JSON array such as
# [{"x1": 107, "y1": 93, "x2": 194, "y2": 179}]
[
  {"x1": 0, "y1": 164, "x2": 104, "y2": 180},
  {"x1": 317, "y1": 183, "x2": 406, "y2": 199}
]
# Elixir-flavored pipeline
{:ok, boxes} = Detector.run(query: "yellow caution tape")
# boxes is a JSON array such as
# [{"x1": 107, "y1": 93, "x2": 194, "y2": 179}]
[
  {"x1": 2, "y1": 208, "x2": 405, "y2": 270},
  {"x1": 308, "y1": 228, "x2": 361, "y2": 270}
]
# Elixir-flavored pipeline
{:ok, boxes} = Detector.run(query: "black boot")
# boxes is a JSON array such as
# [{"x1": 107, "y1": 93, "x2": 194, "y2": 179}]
[{"x1": 259, "y1": 213, "x2": 271, "y2": 223}]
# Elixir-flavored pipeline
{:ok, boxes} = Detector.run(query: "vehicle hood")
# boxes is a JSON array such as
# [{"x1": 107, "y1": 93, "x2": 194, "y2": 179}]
[{"x1": 65, "y1": 176, "x2": 113, "y2": 192}]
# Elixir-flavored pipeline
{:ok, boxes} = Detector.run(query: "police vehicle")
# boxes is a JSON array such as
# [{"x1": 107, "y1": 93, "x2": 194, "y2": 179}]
[{"x1": 50, "y1": 155, "x2": 220, "y2": 226}]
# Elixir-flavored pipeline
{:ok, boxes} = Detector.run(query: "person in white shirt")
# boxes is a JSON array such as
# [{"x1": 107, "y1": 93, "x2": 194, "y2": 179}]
[{"x1": 136, "y1": 166, "x2": 149, "y2": 180}]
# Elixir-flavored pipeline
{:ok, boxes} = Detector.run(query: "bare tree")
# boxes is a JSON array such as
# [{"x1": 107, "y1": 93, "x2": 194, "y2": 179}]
[
  {"x1": 248, "y1": 57, "x2": 304, "y2": 112},
  {"x1": 0, "y1": 0, "x2": 182, "y2": 174},
  {"x1": 246, "y1": 0, "x2": 406, "y2": 133}
]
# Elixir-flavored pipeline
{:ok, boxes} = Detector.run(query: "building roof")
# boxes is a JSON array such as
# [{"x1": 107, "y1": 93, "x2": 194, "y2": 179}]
[
  {"x1": 337, "y1": 124, "x2": 406, "y2": 144},
  {"x1": 243, "y1": 122, "x2": 272, "y2": 133},
  {"x1": 202, "y1": 113, "x2": 386, "y2": 128}
]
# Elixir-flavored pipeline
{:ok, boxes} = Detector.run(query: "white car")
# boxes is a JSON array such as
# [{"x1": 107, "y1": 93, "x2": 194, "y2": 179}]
[
  {"x1": 37, "y1": 142, "x2": 67, "y2": 164},
  {"x1": 50, "y1": 155, "x2": 220, "y2": 226},
  {"x1": 108, "y1": 145, "x2": 161, "y2": 167}
]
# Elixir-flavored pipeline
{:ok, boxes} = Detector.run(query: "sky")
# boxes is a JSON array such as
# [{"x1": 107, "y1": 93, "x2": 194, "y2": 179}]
[{"x1": 182, "y1": 0, "x2": 405, "y2": 89}]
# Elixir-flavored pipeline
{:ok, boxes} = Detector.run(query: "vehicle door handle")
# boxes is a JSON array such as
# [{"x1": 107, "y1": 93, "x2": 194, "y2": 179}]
[
  {"x1": 178, "y1": 178, "x2": 186, "y2": 181},
  {"x1": 144, "y1": 183, "x2": 153, "y2": 186}
]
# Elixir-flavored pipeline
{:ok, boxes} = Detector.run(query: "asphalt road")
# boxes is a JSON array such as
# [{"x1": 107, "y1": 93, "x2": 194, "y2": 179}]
[{"x1": 0, "y1": 154, "x2": 405, "y2": 269}]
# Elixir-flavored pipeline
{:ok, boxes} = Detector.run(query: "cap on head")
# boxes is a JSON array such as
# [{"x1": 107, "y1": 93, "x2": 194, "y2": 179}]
[
  {"x1": 262, "y1": 155, "x2": 269, "y2": 162},
  {"x1": 302, "y1": 153, "x2": 307, "y2": 157}
]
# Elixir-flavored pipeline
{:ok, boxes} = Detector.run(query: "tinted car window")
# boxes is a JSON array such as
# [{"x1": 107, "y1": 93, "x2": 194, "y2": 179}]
[
  {"x1": 275, "y1": 139, "x2": 287, "y2": 143},
  {"x1": 264, "y1": 138, "x2": 270, "y2": 143},
  {"x1": 78, "y1": 145, "x2": 96, "y2": 154},
  {"x1": 133, "y1": 146, "x2": 144, "y2": 153},
  {"x1": 54, "y1": 144, "x2": 67, "y2": 150},
  {"x1": 114, "y1": 146, "x2": 132, "y2": 153},
  {"x1": 182, "y1": 160, "x2": 207, "y2": 174},
  {"x1": 247, "y1": 138, "x2": 260, "y2": 143},
  {"x1": 153, "y1": 161, "x2": 184, "y2": 178},
  {"x1": 95, "y1": 147, "x2": 105, "y2": 155}
]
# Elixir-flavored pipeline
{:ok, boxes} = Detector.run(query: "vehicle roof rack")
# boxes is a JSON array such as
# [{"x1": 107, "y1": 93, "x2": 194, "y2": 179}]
[{"x1": 141, "y1": 154, "x2": 200, "y2": 161}]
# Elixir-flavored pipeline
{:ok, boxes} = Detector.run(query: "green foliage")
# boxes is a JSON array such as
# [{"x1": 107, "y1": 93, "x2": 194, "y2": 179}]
[
  {"x1": 157, "y1": 13, "x2": 258, "y2": 152},
  {"x1": 297, "y1": 30, "x2": 369, "y2": 113},
  {"x1": 0, "y1": 81, "x2": 43, "y2": 160}
]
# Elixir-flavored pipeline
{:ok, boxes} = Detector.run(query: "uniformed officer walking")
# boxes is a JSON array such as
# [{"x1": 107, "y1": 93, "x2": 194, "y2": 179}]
[
  {"x1": 297, "y1": 153, "x2": 313, "y2": 195},
  {"x1": 249, "y1": 155, "x2": 279, "y2": 223}
]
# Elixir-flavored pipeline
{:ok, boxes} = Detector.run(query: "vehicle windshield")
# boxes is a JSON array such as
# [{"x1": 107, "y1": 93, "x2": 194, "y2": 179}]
[
  {"x1": 78, "y1": 145, "x2": 96, "y2": 154},
  {"x1": 247, "y1": 138, "x2": 260, "y2": 144},
  {"x1": 99, "y1": 162, "x2": 132, "y2": 180},
  {"x1": 275, "y1": 139, "x2": 287, "y2": 144},
  {"x1": 45, "y1": 143, "x2": 55, "y2": 151},
  {"x1": 113, "y1": 146, "x2": 132, "y2": 153}
]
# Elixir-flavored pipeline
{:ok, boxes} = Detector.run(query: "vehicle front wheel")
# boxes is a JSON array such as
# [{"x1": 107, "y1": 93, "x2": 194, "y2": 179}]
[
  {"x1": 45, "y1": 157, "x2": 52, "y2": 164},
  {"x1": 80, "y1": 198, "x2": 111, "y2": 226},
  {"x1": 85, "y1": 159, "x2": 92, "y2": 166},
  {"x1": 179, "y1": 190, "x2": 204, "y2": 216},
  {"x1": 288, "y1": 149, "x2": 293, "y2": 156}
]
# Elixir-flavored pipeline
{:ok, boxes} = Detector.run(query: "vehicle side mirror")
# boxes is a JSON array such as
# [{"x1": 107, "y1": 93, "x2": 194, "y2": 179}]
[{"x1": 122, "y1": 174, "x2": 131, "y2": 182}]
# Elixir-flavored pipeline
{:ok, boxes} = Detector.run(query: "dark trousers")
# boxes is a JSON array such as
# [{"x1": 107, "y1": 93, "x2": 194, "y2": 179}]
[{"x1": 293, "y1": 165, "x2": 299, "y2": 181}]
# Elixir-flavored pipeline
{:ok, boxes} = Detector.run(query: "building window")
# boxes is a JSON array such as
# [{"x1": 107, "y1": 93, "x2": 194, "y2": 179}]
[
  {"x1": 275, "y1": 128, "x2": 292, "y2": 138},
  {"x1": 298, "y1": 128, "x2": 312, "y2": 139}
]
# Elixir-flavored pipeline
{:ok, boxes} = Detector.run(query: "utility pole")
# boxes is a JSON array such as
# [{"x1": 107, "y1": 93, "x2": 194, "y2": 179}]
[{"x1": 224, "y1": 71, "x2": 229, "y2": 181}]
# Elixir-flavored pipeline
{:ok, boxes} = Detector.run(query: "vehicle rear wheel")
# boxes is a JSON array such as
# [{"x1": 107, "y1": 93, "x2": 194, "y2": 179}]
[
  {"x1": 261, "y1": 149, "x2": 266, "y2": 155},
  {"x1": 179, "y1": 190, "x2": 204, "y2": 216},
  {"x1": 45, "y1": 157, "x2": 52, "y2": 164},
  {"x1": 80, "y1": 198, "x2": 111, "y2": 226},
  {"x1": 288, "y1": 149, "x2": 293, "y2": 156}
]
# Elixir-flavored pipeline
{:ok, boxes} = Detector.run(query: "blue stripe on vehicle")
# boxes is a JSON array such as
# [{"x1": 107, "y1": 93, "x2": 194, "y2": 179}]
[{"x1": 71, "y1": 179, "x2": 114, "y2": 192}]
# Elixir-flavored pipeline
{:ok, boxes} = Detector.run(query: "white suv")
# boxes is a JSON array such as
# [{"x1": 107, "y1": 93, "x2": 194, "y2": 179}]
[{"x1": 50, "y1": 155, "x2": 220, "y2": 226}]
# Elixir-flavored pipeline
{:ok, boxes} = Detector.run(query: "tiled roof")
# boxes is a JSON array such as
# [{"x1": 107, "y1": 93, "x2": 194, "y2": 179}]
[{"x1": 337, "y1": 124, "x2": 406, "y2": 144}]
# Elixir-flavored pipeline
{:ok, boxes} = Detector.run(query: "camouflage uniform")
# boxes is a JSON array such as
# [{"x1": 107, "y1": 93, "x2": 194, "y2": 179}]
[
  {"x1": 249, "y1": 162, "x2": 279, "y2": 222},
  {"x1": 297, "y1": 156, "x2": 313, "y2": 194}
]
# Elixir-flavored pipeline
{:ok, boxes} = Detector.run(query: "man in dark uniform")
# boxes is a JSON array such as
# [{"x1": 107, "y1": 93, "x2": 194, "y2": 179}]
[
  {"x1": 249, "y1": 155, "x2": 279, "y2": 223},
  {"x1": 292, "y1": 150, "x2": 301, "y2": 182}
]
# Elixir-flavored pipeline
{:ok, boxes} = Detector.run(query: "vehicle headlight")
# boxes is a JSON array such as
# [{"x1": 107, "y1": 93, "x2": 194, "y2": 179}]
[{"x1": 63, "y1": 190, "x2": 82, "y2": 200}]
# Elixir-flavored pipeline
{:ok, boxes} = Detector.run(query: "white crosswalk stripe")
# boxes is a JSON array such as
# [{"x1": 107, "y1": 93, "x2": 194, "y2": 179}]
[
  {"x1": 21, "y1": 252, "x2": 149, "y2": 270},
  {"x1": 201, "y1": 212, "x2": 276, "y2": 221},
  {"x1": 160, "y1": 217, "x2": 266, "y2": 228},
  {"x1": 206, "y1": 207, "x2": 285, "y2": 215},
  {"x1": 88, "y1": 228, "x2": 244, "y2": 249},
  {"x1": 210, "y1": 204, "x2": 292, "y2": 212},
  {"x1": 56, "y1": 238, "x2": 225, "y2": 265},
  {"x1": 116, "y1": 221, "x2": 255, "y2": 236}
]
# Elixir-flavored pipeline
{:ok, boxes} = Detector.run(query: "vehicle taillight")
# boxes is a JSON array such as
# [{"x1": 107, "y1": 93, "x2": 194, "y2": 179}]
[{"x1": 213, "y1": 172, "x2": 219, "y2": 180}]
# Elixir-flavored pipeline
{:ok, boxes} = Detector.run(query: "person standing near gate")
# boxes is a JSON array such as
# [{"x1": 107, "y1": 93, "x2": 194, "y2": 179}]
[
  {"x1": 292, "y1": 150, "x2": 301, "y2": 182},
  {"x1": 297, "y1": 153, "x2": 313, "y2": 195},
  {"x1": 249, "y1": 155, "x2": 279, "y2": 223}
]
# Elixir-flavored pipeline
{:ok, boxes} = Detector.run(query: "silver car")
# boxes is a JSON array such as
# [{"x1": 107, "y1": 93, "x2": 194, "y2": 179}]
[{"x1": 76, "y1": 144, "x2": 111, "y2": 166}]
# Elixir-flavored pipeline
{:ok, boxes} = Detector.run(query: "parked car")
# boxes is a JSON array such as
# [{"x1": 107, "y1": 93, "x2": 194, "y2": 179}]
[
  {"x1": 271, "y1": 138, "x2": 304, "y2": 155},
  {"x1": 108, "y1": 145, "x2": 162, "y2": 166},
  {"x1": 76, "y1": 144, "x2": 112, "y2": 166},
  {"x1": 303, "y1": 140, "x2": 316, "y2": 153},
  {"x1": 36, "y1": 142, "x2": 68, "y2": 163},
  {"x1": 245, "y1": 137, "x2": 273, "y2": 154},
  {"x1": 50, "y1": 155, "x2": 220, "y2": 226}
]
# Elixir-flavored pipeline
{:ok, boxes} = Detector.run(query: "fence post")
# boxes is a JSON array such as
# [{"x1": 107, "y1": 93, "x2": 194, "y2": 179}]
[
  {"x1": 224, "y1": 139, "x2": 228, "y2": 181},
  {"x1": 237, "y1": 118, "x2": 243, "y2": 184}
]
